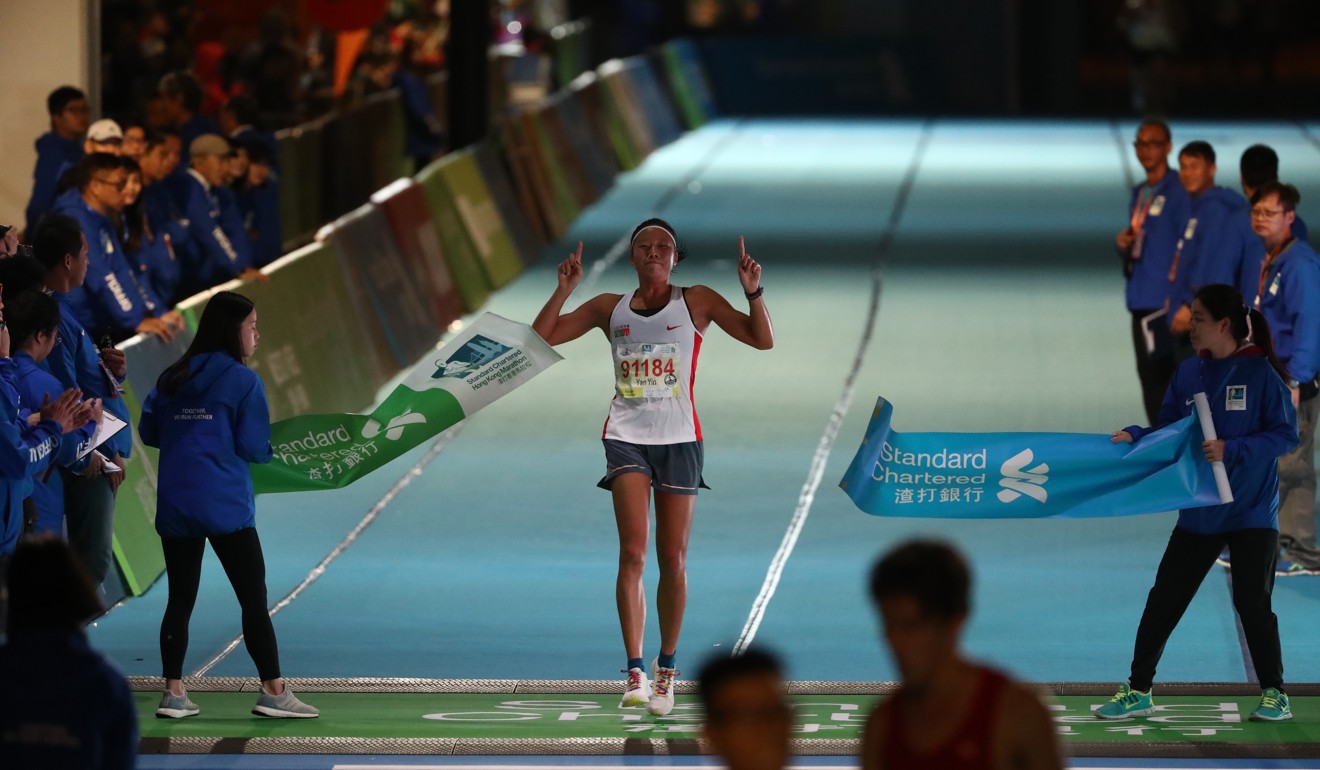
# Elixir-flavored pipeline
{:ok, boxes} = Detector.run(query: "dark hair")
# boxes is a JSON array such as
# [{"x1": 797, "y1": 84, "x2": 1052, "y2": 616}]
[
  {"x1": 1252, "y1": 180, "x2": 1300, "y2": 213},
  {"x1": 30, "y1": 213, "x2": 84, "y2": 273},
  {"x1": 1178, "y1": 140, "x2": 1215, "y2": 166},
  {"x1": 7, "y1": 534, "x2": 104, "y2": 632},
  {"x1": 870, "y1": 539, "x2": 970, "y2": 620},
  {"x1": 222, "y1": 93, "x2": 261, "y2": 127},
  {"x1": 4, "y1": 290, "x2": 62, "y2": 349},
  {"x1": 46, "y1": 85, "x2": 85, "y2": 116},
  {"x1": 630, "y1": 217, "x2": 688, "y2": 263},
  {"x1": 117, "y1": 156, "x2": 146, "y2": 253},
  {"x1": 1240, "y1": 144, "x2": 1279, "y2": 190},
  {"x1": 142, "y1": 127, "x2": 170, "y2": 151},
  {"x1": 74, "y1": 152, "x2": 124, "y2": 193},
  {"x1": 158, "y1": 291, "x2": 255, "y2": 396},
  {"x1": 1193, "y1": 284, "x2": 1289, "y2": 380},
  {"x1": 0, "y1": 256, "x2": 49, "y2": 302},
  {"x1": 1137, "y1": 119, "x2": 1171, "y2": 143},
  {"x1": 698, "y1": 647, "x2": 785, "y2": 721},
  {"x1": 239, "y1": 137, "x2": 273, "y2": 167},
  {"x1": 159, "y1": 71, "x2": 204, "y2": 114}
]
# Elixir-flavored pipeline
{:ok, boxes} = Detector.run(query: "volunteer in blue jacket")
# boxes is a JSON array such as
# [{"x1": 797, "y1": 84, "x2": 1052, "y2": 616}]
[
  {"x1": 1167, "y1": 142, "x2": 1252, "y2": 355},
  {"x1": 1117, "y1": 120, "x2": 1191, "y2": 424},
  {"x1": 0, "y1": 535, "x2": 137, "y2": 770},
  {"x1": 178, "y1": 135, "x2": 265, "y2": 297},
  {"x1": 1096, "y1": 284, "x2": 1298, "y2": 722},
  {"x1": 4, "y1": 291, "x2": 102, "y2": 536},
  {"x1": 51, "y1": 153, "x2": 177, "y2": 343},
  {"x1": 24, "y1": 86, "x2": 88, "y2": 236},
  {"x1": 139, "y1": 291, "x2": 318, "y2": 720},
  {"x1": 1250, "y1": 181, "x2": 1320, "y2": 576}
]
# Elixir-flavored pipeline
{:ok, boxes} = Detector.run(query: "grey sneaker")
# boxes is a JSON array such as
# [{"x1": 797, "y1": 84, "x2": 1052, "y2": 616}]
[
  {"x1": 252, "y1": 686, "x2": 320, "y2": 718},
  {"x1": 156, "y1": 691, "x2": 200, "y2": 718}
]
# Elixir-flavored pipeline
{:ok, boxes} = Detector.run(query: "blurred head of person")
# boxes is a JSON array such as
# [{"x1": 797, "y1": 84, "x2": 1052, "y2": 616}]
[
  {"x1": 121, "y1": 123, "x2": 148, "y2": 161},
  {"x1": 139, "y1": 129, "x2": 180, "y2": 184},
  {"x1": 159, "y1": 291, "x2": 258, "y2": 395},
  {"x1": 47, "y1": 85, "x2": 90, "y2": 140},
  {"x1": 77, "y1": 152, "x2": 129, "y2": 216},
  {"x1": 5, "y1": 289, "x2": 64, "y2": 365},
  {"x1": 1177, "y1": 140, "x2": 1216, "y2": 197},
  {"x1": 158, "y1": 71, "x2": 204, "y2": 125},
  {"x1": 85, "y1": 118, "x2": 124, "y2": 156},
  {"x1": 188, "y1": 134, "x2": 235, "y2": 188},
  {"x1": 699, "y1": 648, "x2": 793, "y2": 770},
  {"x1": 1250, "y1": 180, "x2": 1300, "y2": 249},
  {"x1": 31, "y1": 212, "x2": 90, "y2": 292},
  {"x1": 1132, "y1": 119, "x2": 1172, "y2": 175},
  {"x1": 6, "y1": 534, "x2": 104, "y2": 634},
  {"x1": 869, "y1": 539, "x2": 971, "y2": 695},
  {"x1": 1240, "y1": 144, "x2": 1281, "y2": 199}
]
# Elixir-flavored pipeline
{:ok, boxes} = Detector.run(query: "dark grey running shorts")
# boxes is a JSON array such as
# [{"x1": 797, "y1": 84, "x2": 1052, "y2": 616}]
[{"x1": 598, "y1": 439, "x2": 709, "y2": 495}]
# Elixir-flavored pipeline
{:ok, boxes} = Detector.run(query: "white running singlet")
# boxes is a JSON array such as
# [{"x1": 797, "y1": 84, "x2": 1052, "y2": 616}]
[{"x1": 603, "y1": 286, "x2": 703, "y2": 444}]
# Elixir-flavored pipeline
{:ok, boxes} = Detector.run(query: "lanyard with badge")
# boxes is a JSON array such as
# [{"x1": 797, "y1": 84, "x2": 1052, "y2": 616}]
[
  {"x1": 1256, "y1": 238, "x2": 1297, "y2": 307},
  {"x1": 1130, "y1": 184, "x2": 1163, "y2": 261}
]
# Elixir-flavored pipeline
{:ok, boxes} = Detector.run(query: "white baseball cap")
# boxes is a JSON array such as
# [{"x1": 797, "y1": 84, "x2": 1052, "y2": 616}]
[{"x1": 87, "y1": 118, "x2": 123, "y2": 143}]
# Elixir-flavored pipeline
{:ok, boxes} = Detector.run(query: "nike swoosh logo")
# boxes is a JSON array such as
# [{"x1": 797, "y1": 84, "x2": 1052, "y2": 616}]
[
  {"x1": 667, "y1": 325, "x2": 683, "y2": 331},
  {"x1": 1185, "y1": 398, "x2": 1196, "y2": 405}
]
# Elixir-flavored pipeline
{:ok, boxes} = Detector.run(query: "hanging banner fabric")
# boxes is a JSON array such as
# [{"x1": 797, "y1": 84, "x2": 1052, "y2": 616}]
[
  {"x1": 840, "y1": 397, "x2": 1222, "y2": 519},
  {"x1": 252, "y1": 314, "x2": 561, "y2": 493}
]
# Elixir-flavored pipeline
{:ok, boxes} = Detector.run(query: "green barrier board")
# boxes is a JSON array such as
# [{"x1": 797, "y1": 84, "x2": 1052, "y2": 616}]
[
  {"x1": 572, "y1": 73, "x2": 641, "y2": 172},
  {"x1": 660, "y1": 40, "x2": 717, "y2": 130},
  {"x1": 431, "y1": 149, "x2": 526, "y2": 290},
  {"x1": 472, "y1": 142, "x2": 546, "y2": 265},
  {"x1": 134, "y1": 691, "x2": 1320, "y2": 756},
  {"x1": 600, "y1": 62, "x2": 656, "y2": 161},
  {"x1": 236, "y1": 245, "x2": 385, "y2": 417},
  {"x1": 109, "y1": 380, "x2": 164, "y2": 595},
  {"x1": 522, "y1": 108, "x2": 585, "y2": 225},
  {"x1": 374, "y1": 180, "x2": 466, "y2": 329},
  {"x1": 498, "y1": 121, "x2": 562, "y2": 241},
  {"x1": 416, "y1": 159, "x2": 492, "y2": 311}
]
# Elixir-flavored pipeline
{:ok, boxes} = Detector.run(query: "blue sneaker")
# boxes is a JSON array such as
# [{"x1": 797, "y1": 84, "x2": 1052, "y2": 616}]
[
  {"x1": 1093, "y1": 683, "x2": 1154, "y2": 719},
  {"x1": 1250, "y1": 688, "x2": 1292, "y2": 721},
  {"x1": 1276, "y1": 559, "x2": 1320, "y2": 577}
]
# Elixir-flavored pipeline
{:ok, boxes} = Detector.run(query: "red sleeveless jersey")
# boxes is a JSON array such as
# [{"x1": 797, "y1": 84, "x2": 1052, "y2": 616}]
[{"x1": 881, "y1": 666, "x2": 1008, "y2": 770}]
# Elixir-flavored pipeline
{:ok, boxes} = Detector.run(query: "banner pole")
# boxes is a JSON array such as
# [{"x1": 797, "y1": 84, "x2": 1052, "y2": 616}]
[{"x1": 1192, "y1": 392, "x2": 1234, "y2": 504}]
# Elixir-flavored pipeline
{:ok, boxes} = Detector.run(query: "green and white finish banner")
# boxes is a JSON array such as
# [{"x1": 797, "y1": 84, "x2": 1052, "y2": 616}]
[{"x1": 252, "y1": 313, "x2": 562, "y2": 493}]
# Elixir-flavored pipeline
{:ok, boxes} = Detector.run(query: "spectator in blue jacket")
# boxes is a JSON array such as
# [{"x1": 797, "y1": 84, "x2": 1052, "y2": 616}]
[
  {"x1": 25, "y1": 86, "x2": 89, "y2": 236},
  {"x1": 1098, "y1": 284, "x2": 1299, "y2": 723},
  {"x1": 50, "y1": 153, "x2": 176, "y2": 344},
  {"x1": 0, "y1": 535, "x2": 137, "y2": 769},
  {"x1": 178, "y1": 135, "x2": 266, "y2": 297},
  {"x1": 1116, "y1": 119, "x2": 1191, "y2": 424},
  {"x1": 139, "y1": 129, "x2": 190, "y2": 304},
  {"x1": 4, "y1": 291, "x2": 103, "y2": 537},
  {"x1": 140, "y1": 291, "x2": 318, "y2": 720},
  {"x1": 234, "y1": 138, "x2": 283, "y2": 268},
  {"x1": 117, "y1": 156, "x2": 186, "y2": 335},
  {"x1": 28, "y1": 216, "x2": 135, "y2": 588},
  {"x1": 1167, "y1": 141, "x2": 1251, "y2": 355},
  {"x1": 1241, "y1": 145, "x2": 1309, "y2": 244},
  {"x1": 1250, "y1": 182, "x2": 1320, "y2": 576}
]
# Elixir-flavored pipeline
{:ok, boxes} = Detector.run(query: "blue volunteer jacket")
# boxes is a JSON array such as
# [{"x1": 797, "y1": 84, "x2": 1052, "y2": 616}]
[
  {"x1": 1126, "y1": 348, "x2": 1297, "y2": 533},
  {"x1": 1257, "y1": 237, "x2": 1320, "y2": 385},
  {"x1": 51, "y1": 189, "x2": 165, "y2": 341},
  {"x1": 1125, "y1": 172, "x2": 1191, "y2": 311},
  {"x1": 0, "y1": 360, "x2": 63, "y2": 555},
  {"x1": 1168, "y1": 187, "x2": 1252, "y2": 318},
  {"x1": 0, "y1": 630, "x2": 138, "y2": 770},
  {"x1": 24, "y1": 132, "x2": 83, "y2": 235},
  {"x1": 179, "y1": 172, "x2": 253, "y2": 297},
  {"x1": 43, "y1": 299, "x2": 132, "y2": 459},
  {"x1": 142, "y1": 181, "x2": 192, "y2": 303},
  {"x1": 139, "y1": 352, "x2": 272, "y2": 537},
  {"x1": 11, "y1": 352, "x2": 98, "y2": 535},
  {"x1": 237, "y1": 178, "x2": 282, "y2": 267}
]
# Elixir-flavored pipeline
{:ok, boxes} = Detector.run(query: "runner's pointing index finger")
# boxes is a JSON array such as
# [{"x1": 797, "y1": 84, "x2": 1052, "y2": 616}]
[
  {"x1": 738, "y1": 236, "x2": 746, "y2": 258},
  {"x1": 574, "y1": 240, "x2": 583, "y2": 265}
]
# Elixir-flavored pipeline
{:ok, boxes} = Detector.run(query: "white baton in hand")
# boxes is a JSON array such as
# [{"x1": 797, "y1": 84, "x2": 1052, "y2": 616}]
[{"x1": 1193, "y1": 392, "x2": 1234, "y2": 504}]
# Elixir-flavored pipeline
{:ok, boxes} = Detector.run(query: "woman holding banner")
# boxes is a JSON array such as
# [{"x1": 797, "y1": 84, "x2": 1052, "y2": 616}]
[
  {"x1": 1097, "y1": 284, "x2": 1297, "y2": 722},
  {"x1": 139, "y1": 291, "x2": 318, "y2": 720},
  {"x1": 533, "y1": 219, "x2": 773, "y2": 716}
]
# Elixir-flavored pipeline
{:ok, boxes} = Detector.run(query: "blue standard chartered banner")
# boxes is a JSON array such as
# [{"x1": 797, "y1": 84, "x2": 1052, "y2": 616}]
[{"x1": 839, "y1": 398, "x2": 1222, "y2": 519}]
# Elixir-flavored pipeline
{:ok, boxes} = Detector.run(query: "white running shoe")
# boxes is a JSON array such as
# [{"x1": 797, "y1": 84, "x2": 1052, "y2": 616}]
[
  {"x1": 155, "y1": 691, "x2": 200, "y2": 719},
  {"x1": 648, "y1": 659, "x2": 678, "y2": 716},
  {"x1": 252, "y1": 686, "x2": 320, "y2": 718},
  {"x1": 620, "y1": 667, "x2": 651, "y2": 708}
]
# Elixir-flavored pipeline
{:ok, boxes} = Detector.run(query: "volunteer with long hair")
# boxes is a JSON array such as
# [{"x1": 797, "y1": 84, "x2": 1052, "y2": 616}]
[
  {"x1": 140, "y1": 291, "x2": 318, "y2": 719},
  {"x1": 533, "y1": 220, "x2": 773, "y2": 716},
  {"x1": 1097, "y1": 283, "x2": 1297, "y2": 722}
]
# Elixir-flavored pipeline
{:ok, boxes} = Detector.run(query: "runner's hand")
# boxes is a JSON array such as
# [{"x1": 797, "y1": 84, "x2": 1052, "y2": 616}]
[
  {"x1": 737, "y1": 236, "x2": 761, "y2": 294},
  {"x1": 557, "y1": 241, "x2": 583, "y2": 294}
]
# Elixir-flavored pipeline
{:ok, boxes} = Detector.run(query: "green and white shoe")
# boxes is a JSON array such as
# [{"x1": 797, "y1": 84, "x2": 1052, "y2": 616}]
[
  {"x1": 1249, "y1": 688, "x2": 1292, "y2": 721},
  {"x1": 1093, "y1": 683, "x2": 1154, "y2": 719}
]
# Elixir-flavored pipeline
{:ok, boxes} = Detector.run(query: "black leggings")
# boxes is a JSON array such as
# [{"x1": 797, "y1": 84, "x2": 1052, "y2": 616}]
[
  {"x1": 1129, "y1": 527, "x2": 1283, "y2": 692},
  {"x1": 159, "y1": 528, "x2": 281, "y2": 681}
]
